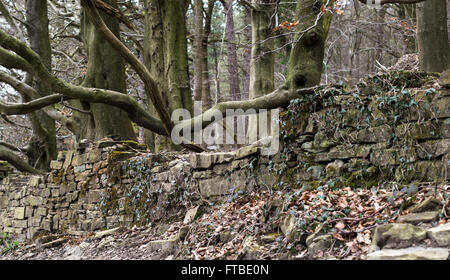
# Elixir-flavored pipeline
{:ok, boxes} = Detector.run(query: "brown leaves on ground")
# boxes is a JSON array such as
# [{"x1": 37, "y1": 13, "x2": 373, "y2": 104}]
[{"x1": 165, "y1": 183, "x2": 448, "y2": 260}]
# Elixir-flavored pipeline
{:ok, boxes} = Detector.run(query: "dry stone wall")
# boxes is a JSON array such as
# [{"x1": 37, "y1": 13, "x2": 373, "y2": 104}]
[{"x1": 0, "y1": 71, "x2": 449, "y2": 241}]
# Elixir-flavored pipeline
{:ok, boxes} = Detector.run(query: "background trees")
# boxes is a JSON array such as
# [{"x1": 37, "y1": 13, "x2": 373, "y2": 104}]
[{"x1": 0, "y1": 0, "x2": 448, "y2": 173}]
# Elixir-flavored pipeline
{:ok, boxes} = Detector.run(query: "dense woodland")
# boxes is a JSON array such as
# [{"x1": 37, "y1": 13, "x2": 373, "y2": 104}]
[{"x1": 0, "y1": 0, "x2": 449, "y2": 174}]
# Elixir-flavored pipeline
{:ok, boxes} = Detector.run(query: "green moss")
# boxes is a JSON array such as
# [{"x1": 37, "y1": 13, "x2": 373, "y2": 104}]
[
  {"x1": 342, "y1": 166, "x2": 380, "y2": 189},
  {"x1": 52, "y1": 170, "x2": 64, "y2": 184},
  {"x1": 108, "y1": 151, "x2": 136, "y2": 162}
]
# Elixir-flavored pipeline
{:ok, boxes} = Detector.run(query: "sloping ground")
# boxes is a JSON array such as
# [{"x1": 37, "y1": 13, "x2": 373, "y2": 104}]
[{"x1": 1, "y1": 183, "x2": 448, "y2": 260}]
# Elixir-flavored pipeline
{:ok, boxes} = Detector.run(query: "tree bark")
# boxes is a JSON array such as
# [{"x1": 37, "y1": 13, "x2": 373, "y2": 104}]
[
  {"x1": 25, "y1": 0, "x2": 57, "y2": 170},
  {"x1": 193, "y1": 0, "x2": 204, "y2": 104},
  {"x1": 287, "y1": 0, "x2": 333, "y2": 89},
  {"x1": 202, "y1": 0, "x2": 215, "y2": 110},
  {"x1": 143, "y1": 0, "x2": 193, "y2": 151},
  {"x1": 247, "y1": 0, "x2": 276, "y2": 143},
  {"x1": 242, "y1": 6, "x2": 252, "y2": 101},
  {"x1": 417, "y1": 0, "x2": 450, "y2": 72},
  {"x1": 0, "y1": 145, "x2": 43, "y2": 175},
  {"x1": 80, "y1": 0, "x2": 137, "y2": 141},
  {"x1": 222, "y1": 0, "x2": 241, "y2": 101},
  {"x1": 193, "y1": 0, "x2": 214, "y2": 111}
]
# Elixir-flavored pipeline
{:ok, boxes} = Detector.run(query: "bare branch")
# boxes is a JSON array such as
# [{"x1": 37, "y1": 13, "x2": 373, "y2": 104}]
[
  {"x1": 0, "y1": 114, "x2": 31, "y2": 130},
  {"x1": 0, "y1": 145, "x2": 43, "y2": 174},
  {"x1": 0, "y1": 94, "x2": 68, "y2": 115}
]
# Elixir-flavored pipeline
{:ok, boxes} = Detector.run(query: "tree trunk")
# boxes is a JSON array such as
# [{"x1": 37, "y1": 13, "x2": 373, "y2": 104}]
[
  {"x1": 201, "y1": 0, "x2": 215, "y2": 110},
  {"x1": 242, "y1": 6, "x2": 252, "y2": 100},
  {"x1": 417, "y1": 0, "x2": 450, "y2": 72},
  {"x1": 287, "y1": 0, "x2": 333, "y2": 89},
  {"x1": 448, "y1": 0, "x2": 450, "y2": 44},
  {"x1": 222, "y1": 0, "x2": 241, "y2": 101},
  {"x1": 144, "y1": 0, "x2": 193, "y2": 151},
  {"x1": 249, "y1": 0, "x2": 275, "y2": 100},
  {"x1": 25, "y1": 0, "x2": 57, "y2": 170},
  {"x1": 193, "y1": 0, "x2": 204, "y2": 104},
  {"x1": 247, "y1": 0, "x2": 276, "y2": 143},
  {"x1": 80, "y1": 0, "x2": 137, "y2": 141},
  {"x1": 193, "y1": 0, "x2": 214, "y2": 111}
]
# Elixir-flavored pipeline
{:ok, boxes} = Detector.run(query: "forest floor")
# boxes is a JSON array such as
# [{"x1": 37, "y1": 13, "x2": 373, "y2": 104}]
[{"x1": 1, "y1": 182, "x2": 449, "y2": 260}]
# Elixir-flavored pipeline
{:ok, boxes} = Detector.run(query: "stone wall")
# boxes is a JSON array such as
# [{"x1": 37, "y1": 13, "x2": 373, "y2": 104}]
[{"x1": 0, "y1": 71, "x2": 449, "y2": 241}]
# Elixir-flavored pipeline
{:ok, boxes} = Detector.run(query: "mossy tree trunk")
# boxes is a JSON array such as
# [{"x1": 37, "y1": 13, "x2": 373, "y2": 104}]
[
  {"x1": 25, "y1": 0, "x2": 56, "y2": 170},
  {"x1": 417, "y1": 0, "x2": 450, "y2": 72},
  {"x1": 80, "y1": 0, "x2": 137, "y2": 141},
  {"x1": 143, "y1": 0, "x2": 193, "y2": 151},
  {"x1": 247, "y1": 0, "x2": 276, "y2": 143},
  {"x1": 287, "y1": 0, "x2": 333, "y2": 89}
]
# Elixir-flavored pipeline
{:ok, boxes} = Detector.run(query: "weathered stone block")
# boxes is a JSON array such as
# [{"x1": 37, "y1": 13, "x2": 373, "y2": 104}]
[
  {"x1": 62, "y1": 151, "x2": 74, "y2": 169},
  {"x1": 50, "y1": 160, "x2": 63, "y2": 170},
  {"x1": 427, "y1": 222, "x2": 450, "y2": 247},
  {"x1": 29, "y1": 176, "x2": 41, "y2": 187},
  {"x1": 371, "y1": 223, "x2": 427, "y2": 249},
  {"x1": 328, "y1": 144, "x2": 371, "y2": 159},
  {"x1": 14, "y1": 207, "x2": 25, "y2": 220},
  {"x1": 396, "y1": 211, "x2": 439, "y2": 224},
  {"x1": 417, "y1": 139, "x2": 450, "y2": 159},
  {"x1": 370, "y1": 148, "x2": 416, "y2": 166},
  {"x1": 36, "y1": 207, "x2": 48, "y2": 217},
  {"x1": 409, "y1": 197, "x2": 441, "y2": 213},
  {"x1": 350, "y1": 124, "x2": 393, "y2": 143},
  {"x1": 12, "y1": 219, "x2": 27, "y2": 228},
  {"x1": 326, "y1": 160, "x2": 344, "y2": 177},
  {"x1": 367, "y1": 247, "x2": 449, "y2": 260},
  {"x1": 235, "y1": 145, "x2": 260, "y2": 159},
  {"x1": 28, "y1": 196, "x2": 43, "y2": 207},
  {"x1": 88, "y1": 190, "x2": 103, "y2": 204},
  {"x1": 301, "y1": 142, "x2": 327, "y2": 153}
]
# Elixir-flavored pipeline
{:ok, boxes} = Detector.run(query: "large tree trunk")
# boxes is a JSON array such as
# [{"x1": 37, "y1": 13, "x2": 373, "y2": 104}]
[
  {"x1": 25, "y1": 0, "x2": 57, "y2": 170},
  {"x1": 144, "y1": 0, "x2": 193, "y2": 151},
  {"x1": 222, "y1": 0, "x2": 241, "y2": 101},
  {"x1": 247, "y1": 0, "x2": 276, "y2": 143},
  {"x1": 287, "y1": 0, "x2": 333, "y2": 89},
  {"x1": 80, "y1": 0, "x2": 137, "y2": 141},
  {"x1": 417, "y1": 0, "x2": 450, "y2": 72}
]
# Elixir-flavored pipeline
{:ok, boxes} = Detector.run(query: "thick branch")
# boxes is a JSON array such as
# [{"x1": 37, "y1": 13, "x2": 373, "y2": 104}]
[
  {"x1": 0, "y1": 145, "x2": 43, "y2": 174},
  {"x1": 178, "y1": 86, "x2": 316, "y2": 133},
  {"x1": 0, "y1": 47, "x2": 33, "y2": 72},
  {"x1": 0, "y1": 94, "x2": 66, "y2": 115},
  {"x1": 0, "y1": 141, "x2": 25, "y2": 152},
  {"x1": 0, "y1": 70, "x2": 79, "y2": 133}
]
